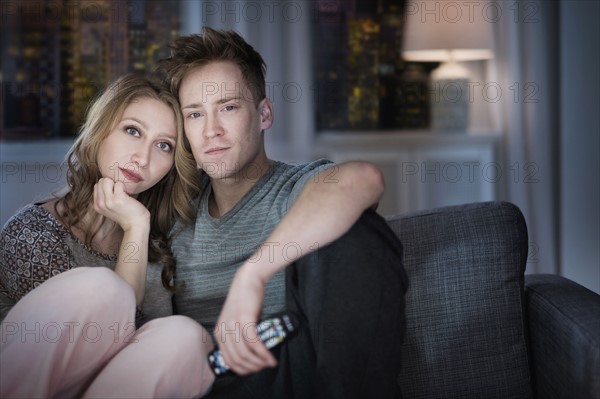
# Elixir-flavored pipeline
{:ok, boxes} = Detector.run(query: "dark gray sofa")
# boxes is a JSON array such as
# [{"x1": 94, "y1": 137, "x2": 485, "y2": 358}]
[{"x1": 385, "y1": 201, "x2": 600, "y2": 398}]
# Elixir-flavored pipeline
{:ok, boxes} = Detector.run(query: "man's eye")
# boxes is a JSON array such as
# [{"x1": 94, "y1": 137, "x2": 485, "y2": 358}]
[
  {"x1": 157, "y1": 142, "x2": 173, "y2": 152},
  {"x1": 189, "y1": 112, "x2": 202, "y2": 119},
  {"x1": 126, "y1": 127, "x2": 140, "y2": 136},
  {"x1": 224, "y1": 105, "x2": 236, "y2": 111}
]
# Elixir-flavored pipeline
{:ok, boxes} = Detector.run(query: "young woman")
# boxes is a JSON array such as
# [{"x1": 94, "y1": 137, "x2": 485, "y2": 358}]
[{"x1": 0, "y1": 74, "x2": 215, "y2": 398}]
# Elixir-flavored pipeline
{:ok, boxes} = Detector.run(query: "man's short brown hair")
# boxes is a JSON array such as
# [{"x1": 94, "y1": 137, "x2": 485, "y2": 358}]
[{"x1": 159, "y1": 27, "x2": 267, "y2": 106}]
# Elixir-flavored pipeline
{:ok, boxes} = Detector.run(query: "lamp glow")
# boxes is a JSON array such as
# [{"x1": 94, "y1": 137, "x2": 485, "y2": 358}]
[{"x1": 402, "y1": 0, "x2": 494, "y2": 131}]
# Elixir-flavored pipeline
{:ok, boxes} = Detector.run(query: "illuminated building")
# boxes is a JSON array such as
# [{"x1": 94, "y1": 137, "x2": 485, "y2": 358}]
[
  {"x1": 1, "y1": 0, "x2": 179, "y2": 138},
  {"x1": 313, "y1": 0, "x2": 431, "y2": 131}
]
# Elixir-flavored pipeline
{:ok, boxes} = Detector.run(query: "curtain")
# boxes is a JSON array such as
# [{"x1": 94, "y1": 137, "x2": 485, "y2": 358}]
[{"x1": 490, "y1": 0, "x2": 560, "y2": 275}]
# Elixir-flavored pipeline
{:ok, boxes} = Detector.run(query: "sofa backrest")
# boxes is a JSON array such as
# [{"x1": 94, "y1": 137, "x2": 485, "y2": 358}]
[{"x1": 386, "y1": 201, "x2": 532, "y2": 398}]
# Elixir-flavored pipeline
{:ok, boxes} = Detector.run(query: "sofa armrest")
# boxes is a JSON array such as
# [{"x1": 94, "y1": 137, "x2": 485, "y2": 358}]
[{"x1": 525, "y1": 274, "x2": 600, "y2": 399}]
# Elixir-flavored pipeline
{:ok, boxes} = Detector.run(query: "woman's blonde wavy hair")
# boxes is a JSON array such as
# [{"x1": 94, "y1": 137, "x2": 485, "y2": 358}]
[{"x1": 55, "y1": 73, "x2": 200, "y2": 292}]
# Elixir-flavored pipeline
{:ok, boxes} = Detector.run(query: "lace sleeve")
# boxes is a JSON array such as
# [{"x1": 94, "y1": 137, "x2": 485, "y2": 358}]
[{"x1": 0, "y1": 205, "x2": 74, "y2": 302}]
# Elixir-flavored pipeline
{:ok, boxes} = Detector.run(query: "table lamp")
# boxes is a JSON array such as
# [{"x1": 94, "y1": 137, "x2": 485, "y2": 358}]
[{"x1": 402, "y1": 0, "x2": 494, "y2": 131}]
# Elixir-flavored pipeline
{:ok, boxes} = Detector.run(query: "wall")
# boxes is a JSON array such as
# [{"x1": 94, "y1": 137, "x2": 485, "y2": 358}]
[
  {"x1": 0, "y1": 140, "x2": 73, "y2": 227},
  {"x1": 559, "y1": 0, "x2": 600, "y2": 293}
]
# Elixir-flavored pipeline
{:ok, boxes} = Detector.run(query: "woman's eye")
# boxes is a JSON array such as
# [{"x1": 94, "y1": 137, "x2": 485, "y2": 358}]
[
  {"x1": 224, "y1": 105, "x2": 236, "y2": 112},
  {"x1": 157, "y1": 142, "x2": 173, "y2": 152},
  {"x1": 126, "y1": 127, "x2": 140, "y2": 136},
  {"x1": 188, "y1": 112, "x2": 202, "y2": 119}
]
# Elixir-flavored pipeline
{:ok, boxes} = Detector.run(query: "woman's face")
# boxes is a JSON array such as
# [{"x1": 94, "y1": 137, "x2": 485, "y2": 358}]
[{"x1": 96, "y1": 97, "x2": 178, "y2": 196}]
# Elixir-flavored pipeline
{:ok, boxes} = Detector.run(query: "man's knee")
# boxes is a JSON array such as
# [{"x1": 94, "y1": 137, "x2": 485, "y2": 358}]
[
  {"x1": 302, "y1": 210, "x2": 403, "y2": 270},
  {"x1": 289, "y1": 209, "x2": 407, "y2": 301}
]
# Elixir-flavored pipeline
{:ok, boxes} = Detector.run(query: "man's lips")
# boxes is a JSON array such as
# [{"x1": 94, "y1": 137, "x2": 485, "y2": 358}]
[
  {"x1": 205, "y1": 147, "x2": 229, "y2": 155},
  {"x1": 120, "y1": 168, "x2": 143, "y2": 183}
]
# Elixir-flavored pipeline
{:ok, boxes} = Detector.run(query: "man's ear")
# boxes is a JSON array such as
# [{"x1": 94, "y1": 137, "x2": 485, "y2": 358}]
[{"x1": 259, "y1": 98, "x2": 274, "y2": 129}]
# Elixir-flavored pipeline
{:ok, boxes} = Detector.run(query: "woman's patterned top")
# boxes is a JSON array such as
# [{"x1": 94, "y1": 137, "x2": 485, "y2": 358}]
[{"x1": 0, "y1": 204, "x2": 172, "y2": 323}]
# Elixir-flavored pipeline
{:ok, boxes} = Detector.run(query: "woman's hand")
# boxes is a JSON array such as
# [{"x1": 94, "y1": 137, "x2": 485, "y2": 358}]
[
  {"x1": 93, "y1": 177, "x2": 151, "y2": 306},
  {"x1": 93, "y1": 177, "x2": 150, "y2": 231},
  {"x1": 214, "y1": 264, "x2": 277, "y2": 375}
]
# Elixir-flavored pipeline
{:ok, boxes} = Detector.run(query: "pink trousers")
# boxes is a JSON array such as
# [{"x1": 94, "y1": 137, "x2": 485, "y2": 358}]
[{"x1": 0, "y1": 267, "x2": 215, "y2": 398}]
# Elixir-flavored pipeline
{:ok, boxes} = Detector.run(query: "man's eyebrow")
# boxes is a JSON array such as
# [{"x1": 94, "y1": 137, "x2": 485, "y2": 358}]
[
  {"x1": 181, "y1": 97, "x2": 241, "y2": 110},
  {"x1": 216, "y1": 96, "x2": 241, "y2": 104}
]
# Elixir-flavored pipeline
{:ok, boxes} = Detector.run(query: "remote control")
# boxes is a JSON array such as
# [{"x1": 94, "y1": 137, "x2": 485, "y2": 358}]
[{"x1": 208, "y1": 312, "x2": 298, "y2": 377}]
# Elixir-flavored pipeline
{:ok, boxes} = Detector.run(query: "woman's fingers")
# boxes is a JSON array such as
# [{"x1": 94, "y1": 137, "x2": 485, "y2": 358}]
[
  {"x1": 94, "y1": 178, "x2": 115, "y2": 212},
  {"x1": 93, "y1": 178, "x2": 149, "y2": 231}
]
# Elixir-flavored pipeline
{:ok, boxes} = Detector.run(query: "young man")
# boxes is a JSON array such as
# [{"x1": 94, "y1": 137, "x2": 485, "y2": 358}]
[{"x1": 160, "y1": 27, "x2": 408, "y2": 398}]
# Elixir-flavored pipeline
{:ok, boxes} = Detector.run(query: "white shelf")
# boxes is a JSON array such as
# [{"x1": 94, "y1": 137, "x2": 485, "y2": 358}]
[{"x1": 314, "y1": 130, "x2": 501, "y2": 216}]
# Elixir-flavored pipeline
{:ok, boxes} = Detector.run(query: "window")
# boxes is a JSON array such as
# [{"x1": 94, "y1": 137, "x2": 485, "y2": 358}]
[
  {"x1": 311, "y1": 0, "x2": 436, "y2": 131},
  {"x1": 1, "y1": 0, "x2": 180, "y2": 139}
]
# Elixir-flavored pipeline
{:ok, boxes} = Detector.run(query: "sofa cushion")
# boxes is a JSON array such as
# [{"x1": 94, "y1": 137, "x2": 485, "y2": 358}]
[{"x1": 386, "y1": 201, "x2": 532, "y2": 398}]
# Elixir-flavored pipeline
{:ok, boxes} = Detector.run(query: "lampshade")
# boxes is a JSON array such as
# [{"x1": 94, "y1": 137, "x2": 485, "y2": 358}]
[
  {"x1": 400, "y1": 1, "x2": 495, "y2": 131},
  {"x1": 402, "y1": 0, "x2": 494, "y2": 62}
]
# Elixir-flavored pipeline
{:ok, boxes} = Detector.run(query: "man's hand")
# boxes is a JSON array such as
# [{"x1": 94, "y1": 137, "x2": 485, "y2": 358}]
[
  {"x1": 93, "y1": 178, "x2": 150, "y2": 231},
  {"x1": 214, "y1": 265, "x2": 277, "y2": 375}
]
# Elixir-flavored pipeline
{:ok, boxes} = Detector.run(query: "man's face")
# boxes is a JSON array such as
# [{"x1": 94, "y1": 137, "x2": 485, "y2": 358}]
[{"x1": 179, "y1": 61, "x2": 273, "y2": 182}]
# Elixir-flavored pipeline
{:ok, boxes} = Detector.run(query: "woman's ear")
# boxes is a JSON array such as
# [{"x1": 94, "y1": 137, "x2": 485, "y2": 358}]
[{"x1": 259, "y1": 98, "x2": 274, "y2": 129}]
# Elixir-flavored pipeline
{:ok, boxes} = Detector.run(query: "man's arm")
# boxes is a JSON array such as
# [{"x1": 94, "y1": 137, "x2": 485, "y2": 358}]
[
  {"x1": 250, "y1": 160, "x2": 384, "y2": 281},
  {"x1": 215, "y1": 161, "x2": 385, "y2": 375}
]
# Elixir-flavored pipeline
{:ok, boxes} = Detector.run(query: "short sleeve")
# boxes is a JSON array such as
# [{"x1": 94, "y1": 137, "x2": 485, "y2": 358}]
[{"x1": 0, "y1": 205, "x2": 74, "y2": 302}]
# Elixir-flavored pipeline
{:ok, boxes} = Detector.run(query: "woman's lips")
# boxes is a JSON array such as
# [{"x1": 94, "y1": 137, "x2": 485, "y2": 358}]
[{"x1": 120, "y1": 167, "x2": 143, "y2": 183}]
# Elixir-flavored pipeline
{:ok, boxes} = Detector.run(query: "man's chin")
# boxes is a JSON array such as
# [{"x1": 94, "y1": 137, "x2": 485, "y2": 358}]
[{"x1": 200, "y1": 162, "x2": 240, "y2": 180}]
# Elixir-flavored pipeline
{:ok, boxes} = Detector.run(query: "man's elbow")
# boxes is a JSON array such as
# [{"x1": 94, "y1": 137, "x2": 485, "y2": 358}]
[
  {"x1": 362, "y1": 162, "x2": 385, "y2": 199},
  {"x1": 342, "y1": 161, "x2": 385, "y2": 204}
]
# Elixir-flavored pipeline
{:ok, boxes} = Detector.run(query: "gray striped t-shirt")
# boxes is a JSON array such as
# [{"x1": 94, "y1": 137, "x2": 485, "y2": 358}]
[{"x1": 171, "y1": 159, "x2": 333, "y2": 332}]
